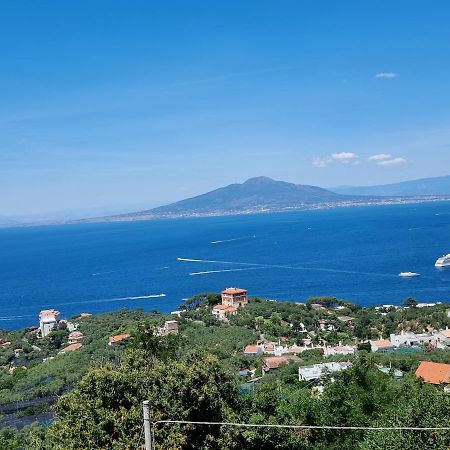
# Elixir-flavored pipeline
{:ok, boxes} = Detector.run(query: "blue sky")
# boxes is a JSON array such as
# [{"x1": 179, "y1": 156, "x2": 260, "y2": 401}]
[{"x1": 2, "y1": 0, "x2": 450, "y2": 216}]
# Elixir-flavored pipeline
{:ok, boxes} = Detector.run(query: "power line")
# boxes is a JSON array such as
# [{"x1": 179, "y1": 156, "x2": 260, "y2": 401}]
[{"x1": 153, "y1": 419, "x2": 450, "y2": 432}]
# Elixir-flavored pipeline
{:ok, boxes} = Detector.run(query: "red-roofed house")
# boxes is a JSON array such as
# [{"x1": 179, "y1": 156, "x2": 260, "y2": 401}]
[
  {"x1": 244, "y1": 344, "x2": 263, "y2": 356},
  {"x1": 221, "y1": 288, "x2": 248, "y2": 307},
  {"x1": 59, "y1": 343, "x2": 83, "y2": 354},
  {"x1": 370, "y1": 339, "x2": 394, "y2": 352},
  {"x1": 108, "y1": 334, "x2": 130, "y2": 346},
  {"x1": 212, "y1": 304, "x2": 238, "y2": 321},
  {"x1": 263, "y1": 355, "x2": 300, "y2": 371},
  {"x1": 416, "y1": 361, "x2": 450, "y2": 385},
  {"x1": 68, "y1": 331, "x2": 84, "y2": 344}
]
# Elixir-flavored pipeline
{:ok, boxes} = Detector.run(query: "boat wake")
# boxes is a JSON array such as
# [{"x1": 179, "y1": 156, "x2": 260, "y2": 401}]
[
  {"x1": 189, "y1": 268, "x2": 263, "y2": 276},
  {"x1": 178, "y1": 257, "x2": 397, "y2": 278},
  {"x1": 0, "y1": 315, "x2": 36, "y2": 321},
  {"x1": 51, "y1": 294, "x2": 166, "y2": 307},
  {"x1": 211, "y1": 235, "x2": 256, "y2": 244}
]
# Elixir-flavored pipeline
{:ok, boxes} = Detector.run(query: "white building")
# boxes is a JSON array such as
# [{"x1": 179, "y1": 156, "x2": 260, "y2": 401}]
[
  {"x1": 390, "y1": 331, "x2": 437, "y2": 348},
  {"x1": 298, "y1": 362, "x2": 353, "y2": 382},
  {"x1": 323, "y1": 344, "x2": 356, "y2": 357},
  {"x1": 39, "y1": 309, "x2": 60, "y2": 337}
]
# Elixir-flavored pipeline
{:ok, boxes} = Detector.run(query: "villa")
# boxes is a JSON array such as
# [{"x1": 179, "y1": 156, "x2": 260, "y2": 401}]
[
  {"x1": 212, "y1": 287, "x2": 248, "y2": 320},
  {"x1": 298, "y1": 362, "x2": 353, "y2": 382},
  {"x1": 39, "y1": 309, "x2": 60, "y2": 338}
]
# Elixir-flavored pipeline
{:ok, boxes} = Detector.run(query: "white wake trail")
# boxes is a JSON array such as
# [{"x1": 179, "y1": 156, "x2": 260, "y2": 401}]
[
  {"x1": 189, "y1": 268, "x2": 263, "y2": 276},
  {"x1": 211, "y1": 235, "x2": 256, "y2": 244},
  {"x1": 178, "y1": 257, "x2": 398, "y2": 278}
]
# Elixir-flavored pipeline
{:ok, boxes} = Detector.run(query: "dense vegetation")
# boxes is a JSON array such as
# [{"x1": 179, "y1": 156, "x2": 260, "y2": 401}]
[{"x1": 1, "y1": 295, "x2": 450, "y2": 449}]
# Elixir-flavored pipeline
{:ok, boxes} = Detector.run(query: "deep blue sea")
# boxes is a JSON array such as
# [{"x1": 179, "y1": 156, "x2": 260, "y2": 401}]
[{"x1": 1, "y1": 202, "x2": 450, "y2": 330}]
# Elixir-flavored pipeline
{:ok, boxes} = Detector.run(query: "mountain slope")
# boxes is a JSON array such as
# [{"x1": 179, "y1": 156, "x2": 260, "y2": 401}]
[
  {"x1": 133, "y1": 176, "x2": 348, "y2": 216},
  {"x1": 332, "y1": 175, "x2": 450, "y2": 196}
]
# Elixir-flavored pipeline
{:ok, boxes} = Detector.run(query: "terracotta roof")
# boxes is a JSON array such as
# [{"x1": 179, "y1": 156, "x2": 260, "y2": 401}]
[
  {"x1": 213, "y1": 305, "x2": 238, "y2": 313},
  {"x1": 108, "y1": 333, "x2": 130, "y2": 344},
  {"x1": 244, "y1": 345, "x2": 260, "y2": 354},
  {"x1": 69, "y1": 331, "x2": 84, "y2": 339},
  {"x1": 416, "y1": 361, "x2": 450, "y2": 385},
  {"x1": 222, "y1": 288, "x2": 247, "y2": 295},
  {"x1": 39, "y1": 309, "x2": 60, "y2": 317},
  {"x1": 371, "y1": 339, "x2": 393, "y2": 348},
  {"x1": 263, "y1": 355, "x2": 300, "y2": 369},
  {"x1": 440, "y1": 329, "x2": 450, "y2": 338},
  {"x1": 213, "y1": 304, "x2": 230, "y2": 310},
  {"x1": 79, "y1": 313, "x2": 92, "y2": 318},
  {"x1": 60, "y1": 343, "x2": 82, "y2": 353}
]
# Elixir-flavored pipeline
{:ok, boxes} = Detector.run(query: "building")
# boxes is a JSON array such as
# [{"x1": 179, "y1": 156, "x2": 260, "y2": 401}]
[
  {"x1": 221, "y1": 288, "x2": 248, "y2": 307},
  {"x1": 323, "y1": 344, "x2": 356, "y2": 357},
  {"x1": 68, "y1": 331, "x2": 84, "y2": 344},
  {"x1": 390, "y1": 331, "x2": 437, "y2": 348},
  {"x1": 108, "y1": 333, "x2": 130, "y2": 346},
  {"x1": 39, "y1": 309, "x2": 60, "y2": 337},
  {"x1": 244, "y1": 345, "x2": 264, "y2": 356},
  {"x1": 157, "y1": 320, "x2": 179, "y2": 336},
  {"x1": 370, "y1": 339, "x2": 395, "y2": 352},
  {"x1": 378, "y1": 367, "x2": 403, "y2": 379},
  {"x1": 212, "y1": 304, "x2": 238, "y2": 320},
  {"x1": 59, "y1": 343, "x2": 83, "y2": 354},
  {"x1": 337, "y1": 316, "x2": 356, "y2": 328},
  {"x1": 298, "y1": 362, "x2": 353, "y2": 382},
  {"x1": 263, "y1": 355, "x2": 300, "y2": 371},
  {"x1": 415, "y1": 361, "x2": 450, "y2": 385}
]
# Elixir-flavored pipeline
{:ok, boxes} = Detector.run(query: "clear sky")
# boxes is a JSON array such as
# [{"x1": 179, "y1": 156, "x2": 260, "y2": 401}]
[{"x1": 2, "y1": 0, "x2": 450, "y2": 216}]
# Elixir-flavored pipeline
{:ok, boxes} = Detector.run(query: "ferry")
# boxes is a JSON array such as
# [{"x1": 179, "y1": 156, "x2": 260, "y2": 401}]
[
  {"x1": 435, "y1": 254, "x2": 450, "y2": 268},
  {"x1": 399, "y1": 272, "x2": 420, "y2": 278}
]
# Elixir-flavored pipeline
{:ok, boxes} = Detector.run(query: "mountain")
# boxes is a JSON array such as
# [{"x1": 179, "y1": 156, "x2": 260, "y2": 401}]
[
  {"x1": 0, "y1": 216, "x2": 18, "y2": 227},
  {"x1": 332, "y1": 175, "x2": 450, "y2": 197},
  {"x1": 127, "y1": 176, "x2": 348, "y2": 217}
]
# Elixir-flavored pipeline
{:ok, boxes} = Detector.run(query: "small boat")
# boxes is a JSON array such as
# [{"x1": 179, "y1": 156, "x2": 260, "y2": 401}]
[
  {"x1": 399, "y1": 272, "x2": 420, "y2": 278},
  {"x1": 435, "y1": 254, "x2": 450, "y2": 268}
]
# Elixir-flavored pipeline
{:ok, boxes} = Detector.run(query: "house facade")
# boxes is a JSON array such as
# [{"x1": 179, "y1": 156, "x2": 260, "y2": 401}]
[{"x1": 39, "y1": 309, "x2": 60, "y2": 337}]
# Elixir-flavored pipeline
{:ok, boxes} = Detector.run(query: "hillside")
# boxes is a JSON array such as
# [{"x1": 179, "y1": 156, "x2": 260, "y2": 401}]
[
  {"x1": 332, "y1": 175, "x2": 450, "y2": 196},
  {"x1": 127, "y1": 176, "x2": 349, "y2": 217}
]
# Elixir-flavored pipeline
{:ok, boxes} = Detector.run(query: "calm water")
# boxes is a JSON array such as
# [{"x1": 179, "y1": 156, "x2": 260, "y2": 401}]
[{"x1": 1, "y1": 202, "x2": 450, "y2": 329}]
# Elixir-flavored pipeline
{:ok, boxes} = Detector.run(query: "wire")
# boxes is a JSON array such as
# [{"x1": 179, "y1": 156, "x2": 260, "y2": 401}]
[{"x1": 153, "y1": 420, "x2": 450, "y2": 432}]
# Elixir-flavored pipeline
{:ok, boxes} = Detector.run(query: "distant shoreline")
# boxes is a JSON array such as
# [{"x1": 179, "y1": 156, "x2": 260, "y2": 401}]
[{"x1": 3, "y1": 195, "x2": 450, "y2": 230}]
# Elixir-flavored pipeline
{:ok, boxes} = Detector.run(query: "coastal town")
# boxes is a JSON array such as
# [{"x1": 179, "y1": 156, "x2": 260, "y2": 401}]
[{"x1": 1, "y1": 286, "x2": 450, "y2": 446}]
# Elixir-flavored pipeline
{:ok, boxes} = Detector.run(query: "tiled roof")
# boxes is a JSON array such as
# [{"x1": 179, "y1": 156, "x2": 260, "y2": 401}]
[
  {"x1": 371, "y1": 339, "x2": 393, "y2": 348},
  {"x1": 263, "y1": 355, "x2": 300, "y2": 369},
  {"x1": 39, "y1": 309, "x2": 60, "y2": 317},
  {"x1": 108, "y1": 333, "x2": 130, "y2": 344},
  {"x1": 244, "y1": 345, "x2": 260, "y2": 354},
  {"x1": 213, "y1": 305, "x2": 238, "y2": 313},
  {"x1": 222, "y1": 288, "x2": 247, "y2": 295},
  {"x1": 60, "y1": 343, "x2": 82, "y2": 353},
  {"x1": 416, "y1": 361, "x2": 450, "y2": 385}
]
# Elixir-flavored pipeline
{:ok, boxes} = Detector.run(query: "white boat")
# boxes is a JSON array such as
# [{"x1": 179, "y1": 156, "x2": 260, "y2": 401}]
[
  {"x1": 399, "y1": 272, "x2": 420, "y2": 278},
  {"x1": 435, "y1": 254, "x2": 450, "y2": 268}
]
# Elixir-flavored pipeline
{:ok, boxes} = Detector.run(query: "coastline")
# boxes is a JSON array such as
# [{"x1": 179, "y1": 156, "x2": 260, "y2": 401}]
[{"x1": 2, "y1": 195, "x2": 450, "y2": 230}]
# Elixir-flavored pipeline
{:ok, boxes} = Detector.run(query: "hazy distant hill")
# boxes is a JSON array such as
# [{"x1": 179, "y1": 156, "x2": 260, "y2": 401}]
[
  {"x1": 130, "y1": 176, "x2": 348, "y2": 217},
  {"x1": 332, "y1": 175, "x2": 450, "y2": 196},
  {"x1": 0, "y1": 216, "x2": 18, "y2": 226}
]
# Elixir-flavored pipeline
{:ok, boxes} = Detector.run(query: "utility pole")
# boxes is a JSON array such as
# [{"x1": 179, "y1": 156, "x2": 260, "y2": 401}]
[{"x1": 143, "y1": 400, "x2": 153, "y2": 450}]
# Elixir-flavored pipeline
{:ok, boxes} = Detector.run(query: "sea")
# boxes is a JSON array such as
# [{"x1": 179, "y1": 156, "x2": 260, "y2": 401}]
[{"x1": 1, "y1": 202, "x2": 450, "y2": 330}]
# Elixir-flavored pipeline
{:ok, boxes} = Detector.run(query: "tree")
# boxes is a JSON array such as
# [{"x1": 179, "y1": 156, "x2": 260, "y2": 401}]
[
  {"x1": 403, "y1": 297, "x2": 418, "y2": 308},
  {"x1": 47, "y1": 351, "x2": 241, "y2": 449}
]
